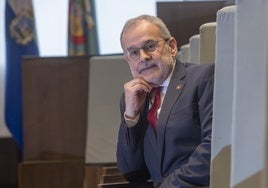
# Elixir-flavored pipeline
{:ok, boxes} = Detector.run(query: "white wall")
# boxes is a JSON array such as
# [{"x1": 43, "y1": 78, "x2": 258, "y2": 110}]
[
  {"x1": 0, "y1": 0, "x2": 5, "y2": 68},
  {"x1": 95, "y1": 0, "x2": 156, "y2": 54},
  {"x1": 33, "y1": 0, "x2": 69, "y2": 56},
  {"x1": 0, "y1": 0, "x2": 10, "y2": 137}
]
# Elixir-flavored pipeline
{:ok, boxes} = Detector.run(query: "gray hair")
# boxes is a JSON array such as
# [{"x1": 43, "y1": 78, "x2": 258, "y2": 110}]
[{"x1": 120, "y1": 15, "x2": 171, "y2": 47}]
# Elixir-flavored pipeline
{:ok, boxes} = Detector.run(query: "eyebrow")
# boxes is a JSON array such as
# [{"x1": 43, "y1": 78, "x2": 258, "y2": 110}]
[{"x1": 126, "y1": 39, "x2": 155, "y2": 51}]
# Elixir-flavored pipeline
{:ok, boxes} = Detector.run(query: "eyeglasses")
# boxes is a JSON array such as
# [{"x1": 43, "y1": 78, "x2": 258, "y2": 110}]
[{"x1": 124, "y1": 39, "x2": 169, "y2": 62}]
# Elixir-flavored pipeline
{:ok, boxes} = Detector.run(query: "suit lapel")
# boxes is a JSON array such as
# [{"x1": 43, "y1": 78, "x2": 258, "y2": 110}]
[{"x1": 156, "y1": 61, "x2": 186, "y2": 171}]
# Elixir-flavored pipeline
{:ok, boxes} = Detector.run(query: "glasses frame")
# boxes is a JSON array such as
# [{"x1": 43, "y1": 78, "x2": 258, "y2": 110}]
[{"x1": 124, "y1": 38, "x2": 170, "y2": 62}]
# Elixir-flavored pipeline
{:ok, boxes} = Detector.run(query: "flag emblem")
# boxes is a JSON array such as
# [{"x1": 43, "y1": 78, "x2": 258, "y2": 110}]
[{"x1": 9, "y1": 10, "x2": 35, "y2": 45}]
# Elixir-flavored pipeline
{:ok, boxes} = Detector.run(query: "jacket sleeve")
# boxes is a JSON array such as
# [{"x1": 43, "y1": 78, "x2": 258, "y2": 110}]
[
  {"x1": 160, "y1": 64, "x2": 214, "y2": 188},
  {"x1": 116, "y1": 93, "x2": 151, "y2": 183}
]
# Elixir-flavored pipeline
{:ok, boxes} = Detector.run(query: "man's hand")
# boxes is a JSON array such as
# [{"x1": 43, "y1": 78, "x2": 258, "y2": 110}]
[{"x1": 124, "y1": 77, "x2": 153, "y2": 118}]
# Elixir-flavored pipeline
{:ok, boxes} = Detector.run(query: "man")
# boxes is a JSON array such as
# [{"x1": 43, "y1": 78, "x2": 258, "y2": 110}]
[{"x1": 116, "y1": 14, "x2": 214, "y2": 188}]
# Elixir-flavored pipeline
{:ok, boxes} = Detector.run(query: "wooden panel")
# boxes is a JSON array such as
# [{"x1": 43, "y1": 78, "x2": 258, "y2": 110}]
[
  {"x1": 0, "y1": 138, "x2": 20, "y2": 188},
  {"x1": 157, "y1": 1, "x2": 228, "y2": 48},
  {"x1": 84, "y1": 163, "x2": 116, "y2": 188},
  {"x1": 102, "y1": 166, "x2": 120, "y2": 175},
  {"x1": 84, "y1": 163, "x2": 153, "y2": 188},
  {"x1": 22, "y1": 56, "x2": 89, "y2": 161},
  {"x1": 84, "y1": 164, "x2": 103, "y2": 188},
  {"x1": 100, "y1": 174, "x2": 126, "y2": 184},
  {"x1": 18, "y1": 160, "x2": 84, "y2": 188},
  {"x1": 98, "y1": 181, "x2": 153, "y2": 188}
]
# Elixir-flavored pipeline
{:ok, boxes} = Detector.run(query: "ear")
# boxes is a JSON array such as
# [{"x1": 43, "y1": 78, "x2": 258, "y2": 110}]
[{"x1": 167, "y1": 37, "x2": 178, "y2": 57}]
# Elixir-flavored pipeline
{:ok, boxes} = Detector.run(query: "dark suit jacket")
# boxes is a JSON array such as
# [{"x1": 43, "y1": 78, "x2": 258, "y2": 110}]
[{"x1": 117, "y1": 61, "x2": 215, "y2": 188}]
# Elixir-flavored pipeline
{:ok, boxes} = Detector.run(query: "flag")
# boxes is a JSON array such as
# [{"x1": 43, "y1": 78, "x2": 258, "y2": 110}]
[
  {"x1": 5, "y1": 0, "x2": 39, "y2": 150},
  {"x1": 68, "y1": 0, "x2": 99, "y2": 55}
]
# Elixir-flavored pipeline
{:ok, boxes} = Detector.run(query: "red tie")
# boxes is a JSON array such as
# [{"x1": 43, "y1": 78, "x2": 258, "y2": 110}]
[{"x1": 147, "y1": 87, "x2": 162, "y2": 131}]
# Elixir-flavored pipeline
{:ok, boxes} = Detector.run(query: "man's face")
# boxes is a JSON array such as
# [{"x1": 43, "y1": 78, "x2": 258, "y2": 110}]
[{"x1": 121, "y1": 20, "x2": 178, "y2": 86}]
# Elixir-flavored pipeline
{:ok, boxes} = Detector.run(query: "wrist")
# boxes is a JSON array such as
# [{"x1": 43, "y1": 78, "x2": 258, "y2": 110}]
[
  {"x1": 124, "y1": 112, "x2": 140, "y2": 127},
  {"x1": 124, "y1": 112, "x2": 138, "y2": 120}
]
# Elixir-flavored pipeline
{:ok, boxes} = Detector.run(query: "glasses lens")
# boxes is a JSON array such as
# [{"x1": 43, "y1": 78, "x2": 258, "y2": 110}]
[
  {"x1": 127, "y1": 48, "x2": 140, "y2": 61},
  {"x1": 143, "y1": 40, "x2": 158, "y2": 53}
]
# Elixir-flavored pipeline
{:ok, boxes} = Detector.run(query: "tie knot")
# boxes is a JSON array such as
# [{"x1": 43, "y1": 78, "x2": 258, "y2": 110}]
[{"x1": 153, "y1": 86, "x2": 163, "y2": 98}]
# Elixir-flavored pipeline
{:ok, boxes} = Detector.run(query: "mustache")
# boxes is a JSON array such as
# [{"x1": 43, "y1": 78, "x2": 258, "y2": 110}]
[{"x1": 138, "y1": 61, "x2": 157, "y2": 74}]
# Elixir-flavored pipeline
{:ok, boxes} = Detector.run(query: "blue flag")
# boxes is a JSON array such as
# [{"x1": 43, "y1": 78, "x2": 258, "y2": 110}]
[{"x1": 5, "y1": 0, "x2": 39, "y2": 150}]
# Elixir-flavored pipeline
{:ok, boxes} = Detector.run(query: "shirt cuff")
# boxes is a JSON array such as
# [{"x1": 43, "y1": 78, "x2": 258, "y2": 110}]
[{"x1": 124, "y1": 112, "x2": 140, "y2": 128}]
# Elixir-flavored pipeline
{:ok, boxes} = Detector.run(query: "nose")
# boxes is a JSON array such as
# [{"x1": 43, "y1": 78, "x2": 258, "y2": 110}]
[{"x1": 139, "y1": 48, "x2": 151, "y2": 61}]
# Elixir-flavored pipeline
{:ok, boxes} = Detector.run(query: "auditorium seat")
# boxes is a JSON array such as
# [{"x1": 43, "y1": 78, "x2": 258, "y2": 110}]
[
  {"x1": 199, "y1": 22, "x2": 217, "y2": 64},
  {"x1": 210, "y1": 5, "x2": 236, "y2": 188},
  {"x1": 84, "y1": 55, "x2": 132, "y2": 188},
  {"x1": 189, "y1": 34, "x2": 200, "y2": 64},
  {"x1": 177, "y1": 43, "x2": 190, "y2": 63},
  {"x1": 231, "y1": 1, "x2": 268, "y2": 187}
]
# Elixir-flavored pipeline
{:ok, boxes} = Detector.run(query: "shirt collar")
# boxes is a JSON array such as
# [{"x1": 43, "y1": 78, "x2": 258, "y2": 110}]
[{"x1": 160, "y1": 60, "x2": 176, "y2": 94}]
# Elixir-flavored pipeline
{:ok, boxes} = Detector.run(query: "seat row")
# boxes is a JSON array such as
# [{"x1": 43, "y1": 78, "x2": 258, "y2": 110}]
[{"x1": 179, "y1": 2, "x2": 268, "y2": 187}]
